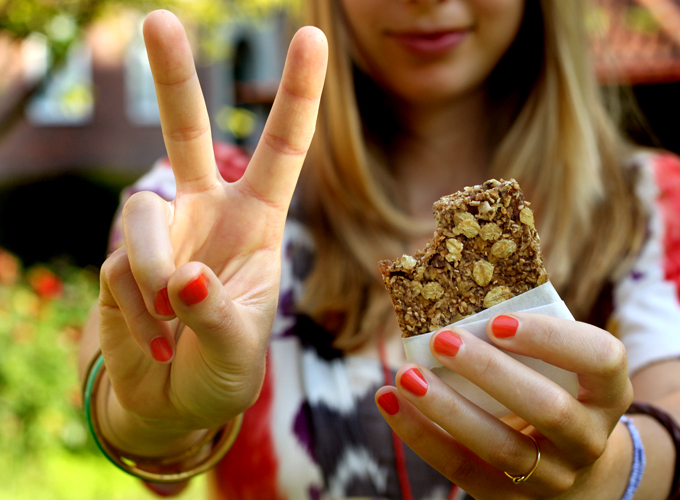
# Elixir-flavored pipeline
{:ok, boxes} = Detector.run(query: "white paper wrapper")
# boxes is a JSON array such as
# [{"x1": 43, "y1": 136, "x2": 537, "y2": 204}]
[{"x1": 403, "y1": 282, "x2": 579, "y2": 418}]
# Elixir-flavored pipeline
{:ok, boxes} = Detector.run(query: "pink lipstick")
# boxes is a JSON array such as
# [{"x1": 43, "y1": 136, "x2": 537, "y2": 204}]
[{"x1": 389, "y1": 30, "x2": 468, "y2": 55}]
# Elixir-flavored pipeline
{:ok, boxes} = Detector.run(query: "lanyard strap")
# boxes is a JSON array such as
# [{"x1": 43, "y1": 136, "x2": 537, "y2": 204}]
[{"x1": 377, "y1": 333, "x2": 459, "y2": 500}]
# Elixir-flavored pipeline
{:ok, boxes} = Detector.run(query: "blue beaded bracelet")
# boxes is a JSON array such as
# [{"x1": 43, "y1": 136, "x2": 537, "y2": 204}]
[{"x1": 620, "y1": 415, "x2": 646, "y2": 500}]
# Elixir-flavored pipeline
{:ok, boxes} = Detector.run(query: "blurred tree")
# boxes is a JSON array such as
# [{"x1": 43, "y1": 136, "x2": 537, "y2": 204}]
[{"x1": 0, "y1": 0, "x2": 294, "y2": 143}]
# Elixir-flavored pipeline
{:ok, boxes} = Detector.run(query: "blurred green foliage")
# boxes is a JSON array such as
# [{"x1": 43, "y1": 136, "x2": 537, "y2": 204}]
[
  {"x1": 0, "y1": 250, "x2": 212, "y2": 499},
  {"x1": 624, "y1": 5, "x2": 660, "y2": 35},
  {"x1": 0, "y1": 0, "x2": 297, "y2": 49},
  {"x1": 0, "y1": 249, "x2": 98, "y2": 458}
]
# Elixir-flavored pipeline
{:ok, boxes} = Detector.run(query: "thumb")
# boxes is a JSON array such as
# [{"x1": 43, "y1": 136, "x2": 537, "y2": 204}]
[{"x1": 166, "y1": 262, "x2": 269, "y2": 370}]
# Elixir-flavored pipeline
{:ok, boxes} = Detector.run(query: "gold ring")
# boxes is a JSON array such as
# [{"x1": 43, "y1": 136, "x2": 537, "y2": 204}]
[{"x1": 504, "y1": 435, "x2": 541, "y2": 484}]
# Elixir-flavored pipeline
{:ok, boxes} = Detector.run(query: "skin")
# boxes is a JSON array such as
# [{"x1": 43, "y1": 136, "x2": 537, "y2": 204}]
[
  {"x1": 80, "y1": 10, "x2": 328, "y2": 456},
  {"x1": 79, "y1": 1, "x2": 680, "y2": 498},
  {"x1": 342, "y1": 0, "x2": 524, "y2": 104}
]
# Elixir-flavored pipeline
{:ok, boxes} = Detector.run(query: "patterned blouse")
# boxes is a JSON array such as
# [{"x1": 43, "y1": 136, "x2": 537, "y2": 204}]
[{"x1": 109, "y1": 144, "x2": 680, "y2": 500}]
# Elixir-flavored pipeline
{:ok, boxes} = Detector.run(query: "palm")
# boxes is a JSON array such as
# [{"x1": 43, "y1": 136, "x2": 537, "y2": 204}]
[{"x1": 98, "y1": 10, "x2": 327, "y2": 431}]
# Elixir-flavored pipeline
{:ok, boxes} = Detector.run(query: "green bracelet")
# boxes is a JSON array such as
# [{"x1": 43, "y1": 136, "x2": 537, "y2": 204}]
[
  {"x1": 83, "y1": 353, "x2": 128, "y2": 474},
  {"x1": 82, "y1": 350, "x2": 243, "y2": 483}
]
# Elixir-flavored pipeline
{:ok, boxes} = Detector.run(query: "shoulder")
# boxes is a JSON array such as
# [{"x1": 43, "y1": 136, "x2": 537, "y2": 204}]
[
  {"x1": 627, "y1": 149, "x2": 680, "y2": 273},
  {"x1": 610, "y1": 149, "x2": 680, "y2": 374},
  {"x1": 627, "y1": 149, "x2": 680, "y2": 206}
]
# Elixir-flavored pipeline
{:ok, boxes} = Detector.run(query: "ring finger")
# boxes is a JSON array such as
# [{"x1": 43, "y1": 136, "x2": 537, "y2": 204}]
[
  {"x1": 394, "y1": 364, "x2": 555, "y2": 486},
  {"x1": 376, "y1": 384, "x2": 563, "y2": 498}
]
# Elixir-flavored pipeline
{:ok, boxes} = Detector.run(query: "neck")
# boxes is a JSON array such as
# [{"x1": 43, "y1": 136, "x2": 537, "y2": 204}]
[{"x1": 389, "y1": 88, "x2": 494, "y2": 220}]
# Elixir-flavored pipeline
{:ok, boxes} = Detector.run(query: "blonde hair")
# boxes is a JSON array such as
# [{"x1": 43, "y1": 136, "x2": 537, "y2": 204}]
[{"x1": 296, "y1": 0, "x2": 645, "y2": 350}]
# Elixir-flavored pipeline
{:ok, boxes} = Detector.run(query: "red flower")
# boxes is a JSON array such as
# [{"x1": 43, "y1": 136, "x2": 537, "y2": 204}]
[{"x1": 28, "y1": 267, "x2": 63, "y2": 298}]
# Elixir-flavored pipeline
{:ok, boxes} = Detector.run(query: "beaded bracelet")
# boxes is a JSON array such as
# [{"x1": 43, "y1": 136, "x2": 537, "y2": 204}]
[
  {"x1": 83, "y1": 351, "x2": 243, "y2": 483},
  {"x1": 627, "y1": 402, "x2": 680, "y2": 500},
  {"x1": 619, "y1": 415, "x2": 646, "y2": 500}
]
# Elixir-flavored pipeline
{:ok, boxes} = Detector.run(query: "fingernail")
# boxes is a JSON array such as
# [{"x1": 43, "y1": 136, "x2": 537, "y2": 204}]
[
  {"x1": 155, "y1": 287, "x2": 174, "y2": 316},
  {"x1": 492, "y1": 315, "x2": 519, "y2": 338},
  {"x1": 150, "y1": 337, "x2": 173, "y2": 363},
  {"x1": 401, "y1": 368, "x2": 428, "y2": 396},
  {"x1": 377, "y1": 392, "x2": 400, "y2": 415},
  {"x1": 179, "y1": 274, "x2": 208, "y2": 306},
  {"x1": 433, "y1": 330, "x2": 462, "y2": 357}
]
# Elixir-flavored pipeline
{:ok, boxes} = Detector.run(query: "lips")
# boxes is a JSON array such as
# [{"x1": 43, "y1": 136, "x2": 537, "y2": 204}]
[{"x1": 387, "y1": 30, "x2": 468, "y2": 55}]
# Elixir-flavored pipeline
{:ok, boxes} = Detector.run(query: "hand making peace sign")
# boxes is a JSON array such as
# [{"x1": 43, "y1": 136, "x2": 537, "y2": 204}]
[{"x1": 96, "y1": 10, "x2": 328, "y2": 442}]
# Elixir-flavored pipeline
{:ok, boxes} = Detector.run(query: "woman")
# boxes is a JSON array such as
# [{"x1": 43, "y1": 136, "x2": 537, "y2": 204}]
[{"x1": 80, "y1": 0, "x2": 680, "y2": 498}]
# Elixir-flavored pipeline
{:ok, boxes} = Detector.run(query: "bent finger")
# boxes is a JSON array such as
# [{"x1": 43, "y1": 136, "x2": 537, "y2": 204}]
[
  {"x1": 430, "y1": 328, "x2": 602, "y2": 457},
  {"x1": 122, "y1": 190, "x2": 176, "y2": 319},
  {"x1": 143, "y1": 10, "x2": 218, "y2": 194},
  {"x1": 166, "y1": 263, "x2": 269, "y2": 385},
  {"x1": 486, "y1": 313, "x2": 633, "y2": 410},
  {"x1": 100, "y1": 249, "x2": 175, "y2": 368},
  {"x1": 375, "y1": 387, "x2": 524, "y2": 498},
  {"x1": 393, "y1": 364, "x2": 552, "y2": 482},
  {"x1": 243, "y1": 26, "x2": 328, "y2": 210}
]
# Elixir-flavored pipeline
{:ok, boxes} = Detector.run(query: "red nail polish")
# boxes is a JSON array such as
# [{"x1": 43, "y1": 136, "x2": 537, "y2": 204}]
[
  {"x1": 433, "y1": 330, "x2": 462, "y2": 357},
  {"x1": 401, "y1": 368, "x2": 428, "y2": 396},
  {"x1": 377, "y1": 392, "x2": 400, "y2": 415},
  {"x1": 492, "y1": 315, "x2": 519, "y2": 338},
  {"x1": 155, "y1": 287, "x2": 174, "y2": 316},
  {"x1": 178, "y1": 274, "x2": 208, "y2": 306},
  {"x1": 150, "y1": 337, "x2": 173, "y2": 363}
]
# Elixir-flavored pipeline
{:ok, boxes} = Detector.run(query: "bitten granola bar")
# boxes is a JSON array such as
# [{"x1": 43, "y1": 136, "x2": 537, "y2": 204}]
[{"x1": 379, "y1": 179, "x2": 548, "y2": 337}]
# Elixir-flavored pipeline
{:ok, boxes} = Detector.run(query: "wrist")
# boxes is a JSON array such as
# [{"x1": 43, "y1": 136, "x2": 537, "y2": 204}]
[
  {"x1": 97, "y1": 373, "x2": 212, "y2": 458},
  {"x1": 626, "y1": 413, "x2": 675, "y2": 499},
  {"x1": 83, "y1": 352, "x2": 242, "y2": 483}
]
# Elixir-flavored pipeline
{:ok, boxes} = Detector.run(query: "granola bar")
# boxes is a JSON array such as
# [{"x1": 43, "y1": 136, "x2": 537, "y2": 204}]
[{"x1": 379, "y1": 179, "x2": 548, "y2": 337}]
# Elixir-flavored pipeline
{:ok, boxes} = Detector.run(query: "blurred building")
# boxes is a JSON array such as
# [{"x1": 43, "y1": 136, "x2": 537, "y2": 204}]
[
  {"x1": 589, "y1": 0, "x2": 680, "y2": 153},
  {"x1": 0, "y1": 9, "x2": 287, "y2": 267},
  {"x1": 592, "y1": 0, "x2": 680, "y2": 84},
  {"x1": 0, "y1": 9, "x2": 286, "y2": 186},
  {"x1": 2, "y1": 1, "x2": 680, "y2": 267}
]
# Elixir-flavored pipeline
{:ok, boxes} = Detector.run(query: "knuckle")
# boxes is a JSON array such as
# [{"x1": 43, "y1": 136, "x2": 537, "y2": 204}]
[
  {"x1": 494, "y1": 433, "x2": 529, "y2": 474},
  {"x1": 401, "y1": 420, "x2": 429, "y2": 448},
  {"x1": 194, "y1": 296, "x2": 235, "y2": 337},
  {"x1": 101, "y1": 251, "x2": 131, "y2": 285},
  {"x1": 441, "y1": 452, "x2": 475, "y2": 482},
  {"x1": 550, "y1": 471, "x2": 577, "y2": 496},
  {"x1": 542, "y1": 319, "x2": 566, "y2": 348},
  {"x1": 620, "y1": 379, "x2": 635, "y2": 410},
  {"x1": 280, "y1": 80, "x2": 321, "y2": 103},
  {"x1": 537, "y1": 391, "x2": 574, "y2": 433},
  {"x1": 135, "y1": 254, "x2": 168, "y2": 282},
  {"x1": 122, "y1": 190, "x2": 157, "y2": 218},
  {"x1": 597, "y1": 337, "x2": 628, "y2": 378},
  {"x1": 261, "y1": 130, "x2": 308, "y2": 157},
  {"x1": 579, "y1": 434, "x2": 608, "y2": 464},
  {"x1": 476, "y1": 349, "x2": 502, "y2": 380},
  {"x1": 165, "y1": 123, "x2": 210, "y2": 144}
]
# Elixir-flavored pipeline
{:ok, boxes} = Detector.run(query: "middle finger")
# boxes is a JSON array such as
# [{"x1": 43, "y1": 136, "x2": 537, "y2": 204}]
[
  {"x1": 428, "y1": 328, "x2": 596, "y2": 457},
  {"x1": 143, "y1": 10, "x2": 219, "y2": 194}
]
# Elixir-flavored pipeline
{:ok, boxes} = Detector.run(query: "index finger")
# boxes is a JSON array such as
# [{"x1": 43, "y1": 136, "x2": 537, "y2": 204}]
[
  {"x1": 487, "y1": 313, "x2": 633, "y2": 408},
  {"x1": 143, "y1": 10, "x2": 218, "y2": 194},
  {"x1": 242, "y1": 26, "x2": 328, "y2": 208}
]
